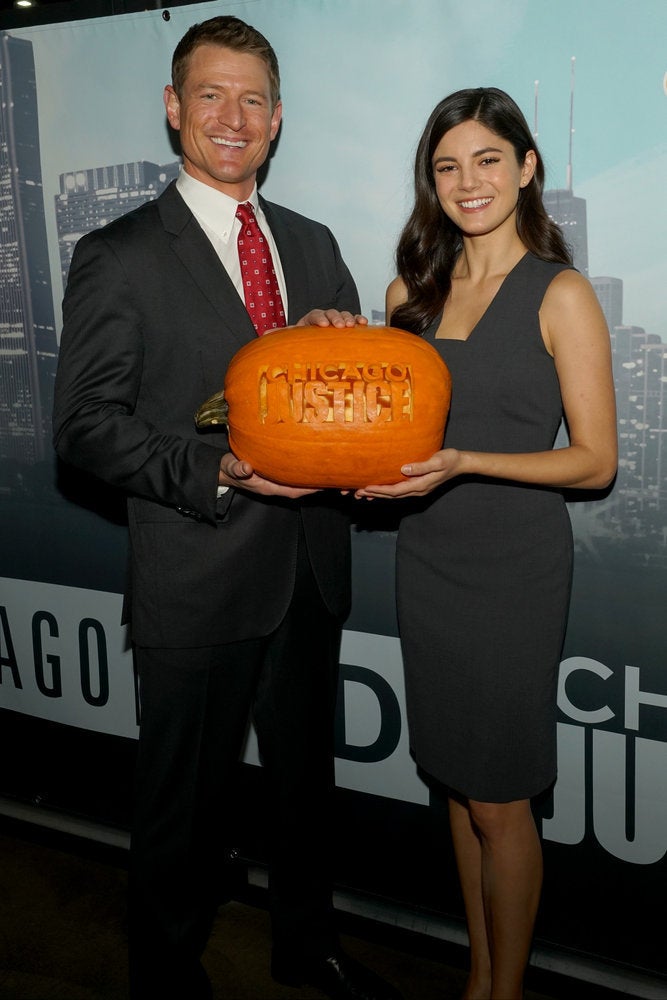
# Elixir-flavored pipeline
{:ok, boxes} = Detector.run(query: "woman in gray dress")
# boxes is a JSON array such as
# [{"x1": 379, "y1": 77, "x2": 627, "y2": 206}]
[{"x1": 357, "y1": 89, "x2": 617, "y2": 999}]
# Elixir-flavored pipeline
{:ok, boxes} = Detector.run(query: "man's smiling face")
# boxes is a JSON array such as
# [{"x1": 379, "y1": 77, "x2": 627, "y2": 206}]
[{"x1": 164, "y1": 43, "x2": 282, "y2": 201}]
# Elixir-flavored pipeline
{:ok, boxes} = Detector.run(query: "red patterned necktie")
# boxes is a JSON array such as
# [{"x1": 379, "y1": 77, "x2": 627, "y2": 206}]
[{"x1": 236, "y1": 201, "x2": 286, "y2": 336}]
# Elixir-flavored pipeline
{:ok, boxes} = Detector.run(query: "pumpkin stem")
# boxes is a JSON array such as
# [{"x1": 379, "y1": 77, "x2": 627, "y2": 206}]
[{"x1": 195, "y1": 389, "x2": 229, "y2": 428}]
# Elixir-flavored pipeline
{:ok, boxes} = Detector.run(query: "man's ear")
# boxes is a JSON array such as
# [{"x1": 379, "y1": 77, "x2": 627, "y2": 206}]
[
  {"x1": 269, "y1": 100, "x2": 283, "y2": 142},
  {"x1": 164, "y1": 85, "x2": 181, "y2": 131}
]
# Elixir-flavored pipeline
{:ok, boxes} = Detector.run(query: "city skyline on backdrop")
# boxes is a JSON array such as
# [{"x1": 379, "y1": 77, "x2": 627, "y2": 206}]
[{"x1": 1, "y1": 18, "x2": 665, "y2": 561}]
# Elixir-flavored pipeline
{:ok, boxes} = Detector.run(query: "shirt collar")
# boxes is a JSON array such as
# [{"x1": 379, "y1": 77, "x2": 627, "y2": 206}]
[{"x1": 176, "y1": 169, "x2": 259, "y2": 242}]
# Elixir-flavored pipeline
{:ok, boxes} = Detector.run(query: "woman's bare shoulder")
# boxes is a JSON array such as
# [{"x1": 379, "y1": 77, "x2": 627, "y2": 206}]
[{"x1": 386, "y1": 275, "x2": 408, "y2": 317}]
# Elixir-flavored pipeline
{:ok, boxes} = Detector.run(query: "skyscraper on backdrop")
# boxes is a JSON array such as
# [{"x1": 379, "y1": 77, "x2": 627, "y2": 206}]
[
  {"x1": 55, "y1": 160, "x2": 180, "y2": 283},
  {"x1": 0, "y1": 33, "x2": 57, "y2": 471}
]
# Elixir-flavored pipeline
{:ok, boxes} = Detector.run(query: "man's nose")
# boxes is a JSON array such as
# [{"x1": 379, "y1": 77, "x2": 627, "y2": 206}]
[{"x1": 218, "y1": 99, "x2": 245, "y2": 130}]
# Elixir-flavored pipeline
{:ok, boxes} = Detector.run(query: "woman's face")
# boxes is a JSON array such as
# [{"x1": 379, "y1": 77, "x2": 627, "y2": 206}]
[{"x1": 431, "y1": 119, "x2": 535, "y2": 238}]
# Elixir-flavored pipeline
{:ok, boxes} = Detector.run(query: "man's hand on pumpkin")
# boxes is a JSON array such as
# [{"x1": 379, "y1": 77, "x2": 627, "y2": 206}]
[
  {"x1": 294, "y1": 309, "x2": 368, "y2": 328},
  {"x1": 219, "y1": 454, "x2": 319, "y2": 498}
]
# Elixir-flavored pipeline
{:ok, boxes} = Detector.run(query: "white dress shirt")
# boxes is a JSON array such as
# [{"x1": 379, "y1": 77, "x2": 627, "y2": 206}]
[{"x1": 175, "y1": 169, "x2": 288, "y2": 309}]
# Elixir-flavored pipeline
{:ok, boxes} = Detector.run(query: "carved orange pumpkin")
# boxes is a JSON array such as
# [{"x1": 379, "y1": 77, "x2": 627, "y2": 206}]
[{"x1": 196, "y1": 325, "x2": 451, "y2": 488}]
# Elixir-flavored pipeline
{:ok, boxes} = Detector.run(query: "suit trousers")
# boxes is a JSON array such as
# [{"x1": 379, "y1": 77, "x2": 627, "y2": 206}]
[{"x1": 128, "y1": 526, "x2": 342, "y2": 999}]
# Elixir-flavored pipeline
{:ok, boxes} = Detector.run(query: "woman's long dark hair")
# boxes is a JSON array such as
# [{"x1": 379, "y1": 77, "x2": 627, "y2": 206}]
[{"x1": 391, "y1": 87, "x2": 571, "y2": 335}]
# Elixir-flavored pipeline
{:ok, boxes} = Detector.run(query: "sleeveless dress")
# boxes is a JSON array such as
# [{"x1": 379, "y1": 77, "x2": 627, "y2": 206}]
[{"x1": 397, "y1": 252, "x2": 574, "y2": 802}]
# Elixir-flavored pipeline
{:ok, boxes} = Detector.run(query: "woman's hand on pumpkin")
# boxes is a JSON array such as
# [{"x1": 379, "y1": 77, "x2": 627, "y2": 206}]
[
  {"x1": 219, "y1": 454, "x2": 319, "y2": 498},
  {"x1": 354, "y1": 449, "x2": 462, "y2": 499},
  {"x1": 295, "y1": 309, "x2": 368, "y2": 328}
]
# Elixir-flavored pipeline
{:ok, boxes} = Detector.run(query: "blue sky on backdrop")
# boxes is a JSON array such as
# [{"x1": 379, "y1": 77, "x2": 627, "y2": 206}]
[{"x1": 13, "y1": 0, "x2": 666, "y2": 337}]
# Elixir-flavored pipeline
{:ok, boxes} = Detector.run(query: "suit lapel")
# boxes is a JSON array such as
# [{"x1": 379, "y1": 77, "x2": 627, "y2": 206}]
[{"x1": 157, "y1": 182, "x2": 255, "y2": 351}]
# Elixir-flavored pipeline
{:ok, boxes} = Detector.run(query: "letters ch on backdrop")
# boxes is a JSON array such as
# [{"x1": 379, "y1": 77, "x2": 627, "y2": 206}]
[{"x1": 0, "y1": 0, "x2": 666, "y2": 990}]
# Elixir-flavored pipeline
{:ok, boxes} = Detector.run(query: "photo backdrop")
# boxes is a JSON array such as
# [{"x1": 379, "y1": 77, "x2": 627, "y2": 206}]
[{"x1": 1, "y1": 0, "x2": 666, "y2": 992}]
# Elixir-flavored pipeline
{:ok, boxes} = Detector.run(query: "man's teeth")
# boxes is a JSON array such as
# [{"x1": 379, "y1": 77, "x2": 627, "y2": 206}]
[
  {"x1": 211, "y1": 137, "x2": 247, "y2": 147},
  {"x1": 460, "y1": 198, "x2": 492, "y2": 208}
]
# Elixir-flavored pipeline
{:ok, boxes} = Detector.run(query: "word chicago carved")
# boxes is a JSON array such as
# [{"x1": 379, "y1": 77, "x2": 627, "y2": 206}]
[{"x1": 257, "y1": 359, "x2": 415, "y2": 425}]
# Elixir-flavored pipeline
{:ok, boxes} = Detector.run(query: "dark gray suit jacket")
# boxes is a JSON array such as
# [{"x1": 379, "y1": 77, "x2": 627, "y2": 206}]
[{"x1": 53, "y1": 182, "x2": 360, "y2": 647}]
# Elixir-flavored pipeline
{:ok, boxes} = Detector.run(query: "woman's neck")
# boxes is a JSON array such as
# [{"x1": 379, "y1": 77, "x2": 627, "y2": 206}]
[{"x1": 455, "y1": 230, "x2": 527, "y2": 282}]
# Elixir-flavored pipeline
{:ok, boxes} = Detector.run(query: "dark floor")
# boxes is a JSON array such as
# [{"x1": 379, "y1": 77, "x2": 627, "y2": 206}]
[{"x1": 0, "y1": 814, "x2": 643, "y2": 1000}]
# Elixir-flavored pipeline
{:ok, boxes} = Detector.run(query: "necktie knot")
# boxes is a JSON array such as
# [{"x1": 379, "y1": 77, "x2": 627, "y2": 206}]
[
  {"x1": 236, "y1": 201, "x2": 286, "y2": 336},
  {"x1": 235, "y1": 201, "x2": 256, "y2": 229}
]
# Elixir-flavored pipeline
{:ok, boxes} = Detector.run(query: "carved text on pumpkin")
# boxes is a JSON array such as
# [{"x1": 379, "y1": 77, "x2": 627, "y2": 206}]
[{"x1": 257, "y1": 361, "x2": 414, "y2": 425}]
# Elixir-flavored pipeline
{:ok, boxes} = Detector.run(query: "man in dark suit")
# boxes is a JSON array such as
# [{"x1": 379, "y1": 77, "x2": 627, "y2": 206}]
[{"x1": 53, "y1": 15, "x2": 402, "y2": 1000}]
